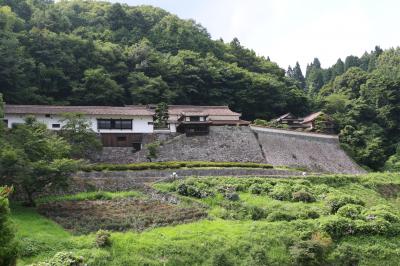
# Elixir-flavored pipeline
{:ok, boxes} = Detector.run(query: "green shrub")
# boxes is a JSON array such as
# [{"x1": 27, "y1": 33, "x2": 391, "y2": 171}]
[
  {"x1": 354, "y1": 218, "x2": 393, "y2": 236},
  {"x1": 269, "y1": 183, "x2": 293, "y2": 201},
  {"x1": 224, "y1": 193, "x2": 240, "y2": 201},
  {"x1": 253, "y1": 119, "x2": 268, "y2": 126},
  {"x1": 82, "y1": 161, "x2": 273, "y2": 172},
  {"x1": 95, "y1": 230, "x2": 111, "y2": 248},
  {"x1": 249, "y1": 183, "x2": 273, "y2": 194},
  {"x1": 267, "y1": 211, "x2": 297, "y2": 222},
  {"x1": 336, "y1": 204, "x2": 364, "y2": 219},
  {"x1": 289, "y1": 240, "x2": 326, "y2": 266},
  {"x1": 18, "y1": 238, "x2": 51, "y2": 257},
  {"x1": 249, "y1": 206, "x2": 267, "y2": 220},
  {"x1": 31, "y1": 251, "x2": 85, "y2": 266},
  {"x1": 0, "y1": 187, "x2": 17, "y2": 266},
  {"x1": 76, "y1": 249, "x2": 112, "y2": 266},
  {"x1": 327, "y1": 243, "x2": 361, "y2": 266},
  {"x1": 145, "y1": 141, "x2": 160, "y2": 161},
  {"x1": 320, "y1": 216, "x2": 355, "y2": 239},
  {"x1": 248, "y1": 245, "x2": 269, "y2": 265},
  {"x1": 291, "y1": 191, "x2": 316, "y2": 203},
  {"x1": 326, "y1": 195, "x2": 365, "y2": 214},
  {"x1": 362, "y1": 205, "x2": 400, "y2": 223},
  {"x1": 176, "y1": 183, "x2": 212, "y2": 198},
  {"x1": 299, "y1": 210, "x2": 320, "y2": 220},
  {"x1": 209, "y1": 251, "x2": 234, "y2": 266}
]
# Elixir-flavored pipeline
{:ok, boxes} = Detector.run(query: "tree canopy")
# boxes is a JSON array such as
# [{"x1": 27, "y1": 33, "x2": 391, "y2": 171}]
[{"x1": 0, "y1": 0, "x2": 308, "y2": 120}]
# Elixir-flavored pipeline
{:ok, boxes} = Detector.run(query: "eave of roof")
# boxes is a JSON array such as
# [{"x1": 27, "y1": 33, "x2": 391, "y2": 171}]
[{"x1": 4, "y1": 105, "x2": 153, "y2": 116}]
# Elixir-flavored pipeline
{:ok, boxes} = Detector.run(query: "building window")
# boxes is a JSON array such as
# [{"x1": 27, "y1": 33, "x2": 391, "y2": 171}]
[
  {"x1": 97, "y1": 119, "x2": 132, "y2": 130},
  {"x1": 117, "y1": 136, "x2": 127, "y2": 142},
  {"x1": 98, "y1": 120, "x2": 111, "y2": 129},
  {"x1": 132, "y1": 142, "x2": 142, "y2": 151},
  {"x1": 45, "y1": 114, "x2": 51, "y2": 118},
  {"x1": 189, "y1": 116, "x2": 200, "y2": 122},
  {"x1": 52, "y1": 124, "x2": 61, "y2": 129},
  {"x1": 115, "y1": 120, "x2": 132, "y2": 129},
  {"x1": 3, "y1": 120, "x2": 8, "y2": 127}
]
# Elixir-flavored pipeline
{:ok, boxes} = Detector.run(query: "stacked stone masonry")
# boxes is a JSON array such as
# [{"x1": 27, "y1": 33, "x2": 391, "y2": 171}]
[{"x1": 93, "y1": 126, "x2": 365, "y2": 174}]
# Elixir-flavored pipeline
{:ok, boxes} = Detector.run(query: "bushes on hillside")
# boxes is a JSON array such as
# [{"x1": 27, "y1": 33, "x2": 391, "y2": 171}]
[
  {"x1": 289, "y1": 240, "x2": 326, "y2": 266},
  {"x1": 269, "y1": 183, "x2": 293, "y2": 201},
  {"x1": 268, "y1": 183, "x2": 317, "y2": 203},
  {"x1": 326, "y1": 195, "x2": 365, "y2": 214},
  {"x1": 292, "y1": 191, "x2": 316, "y2": 203},
  {"x1": 267, "y1": 211, "x2": 297, "y2": 222},
  {"x1": 336, "y1": 204, "x2": 363, "y2": 219},
  {"x1": 320, "y1": 209, "x2": 400, "y2": 239},
  {"x1": 177, "y1": 183, "x2": 214, "y2": 198},
  {"x1": 249, "y1": 183, "x2": 273, "y2": 194},
  {"x1": 82, "y1": 161, "x2": 273, "y2": 171}
]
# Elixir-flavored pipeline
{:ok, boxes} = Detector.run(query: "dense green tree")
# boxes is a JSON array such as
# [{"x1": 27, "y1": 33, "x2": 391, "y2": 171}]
[
  {"x1": 316, "y1": 48, "x2": 400, "y2": 170},
  {"x1": 331, "y1": 59, "x2": 345, "y2": 77},
  {"x1": 287, "y1": 62, "x2": 306, "y2": 89},
  {"x1": 72, "y1": 68, "x2": 124, "y2": 105},
  {"x1": 59, "y1": 113, "x2": 102, "y2": 159},
  {"x1": 0, "y1": 117, "x2": 81, "y2": 206},
  {"x1": 0, "y1": 186, "x2": 17, "y2": 266},
  {"x1": 153, "y1": 102, "x2": 169, "y2": 129},
  {"x1": 344, "y1": 55, "x2": 361, "y2": 71}
]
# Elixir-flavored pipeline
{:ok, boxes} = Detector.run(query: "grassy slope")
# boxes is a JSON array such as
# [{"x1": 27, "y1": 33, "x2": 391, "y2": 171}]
[{"x1": 11, "y1": 173, "x2": 400, "y2": 265}]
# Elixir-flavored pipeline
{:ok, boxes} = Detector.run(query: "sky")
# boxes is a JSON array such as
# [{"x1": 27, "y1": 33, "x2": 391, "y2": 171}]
[{"x1": 110, "y1": 0, "x2": 400, "y2": 72}]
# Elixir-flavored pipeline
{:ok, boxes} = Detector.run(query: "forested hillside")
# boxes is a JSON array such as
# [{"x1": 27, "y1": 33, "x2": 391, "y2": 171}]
[
  {"x1": 1, "y1": 0, "x2": 400, "y2": 171},
  {"x1": 287, "y1": 48, "x2": 400, "y2": 171},
  {"x1": 0, "y1": 0, "x2": 308, "y2": 119}
]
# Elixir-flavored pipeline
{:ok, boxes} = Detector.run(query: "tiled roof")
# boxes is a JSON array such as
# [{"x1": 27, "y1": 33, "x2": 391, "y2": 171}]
[
  {"x1": 4, "y1": 105, "x2": 153, "y2": 116},
  {"x1": 167, "y1": 105, "x2": 240, "y2": 116},
  {"x1": 5, "y1": 104, "x2": 242, "y2": 119},
  {"x1": 275, "y1": 112, "x2": 293, "y2": 121},
  {"x1": 301, "y1": 111, "x2": 323, "y2": 124}
]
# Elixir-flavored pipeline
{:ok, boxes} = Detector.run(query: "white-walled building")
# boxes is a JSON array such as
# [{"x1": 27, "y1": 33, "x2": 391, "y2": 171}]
[{"x1": 3, "y1": 104, "x2": 249, "y2": 147}]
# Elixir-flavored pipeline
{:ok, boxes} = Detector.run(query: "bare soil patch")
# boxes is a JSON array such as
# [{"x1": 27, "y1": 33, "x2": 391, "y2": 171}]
[{"x1": 38, "y1": 198, "x2": 207, "y2": 234}]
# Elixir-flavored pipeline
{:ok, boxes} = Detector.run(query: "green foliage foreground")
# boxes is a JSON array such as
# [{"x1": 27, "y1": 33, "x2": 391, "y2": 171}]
[{"x1": 10, "y1": 173, "x2": 400, "y2": 265}]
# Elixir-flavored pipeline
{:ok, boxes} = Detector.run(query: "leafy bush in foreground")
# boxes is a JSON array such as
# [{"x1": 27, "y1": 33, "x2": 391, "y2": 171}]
[
  {"x1": 0, "y1": 187, "x2": 17, "y2": 266},
  {"x1": 31, "y1": 251, "x2": 85, "y2": 266}
]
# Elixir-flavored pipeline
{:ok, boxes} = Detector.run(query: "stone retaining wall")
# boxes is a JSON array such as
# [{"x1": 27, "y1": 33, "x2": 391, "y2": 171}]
[
  {"x1": 251, "y1": 126, "x2": 365, "y2": 174},
  {"x1": 155, "y1": 126, "x2": 264, "y2": 162},
  {"x1": 90, "y1": 125, "x2": 365, "y2": 174}
]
